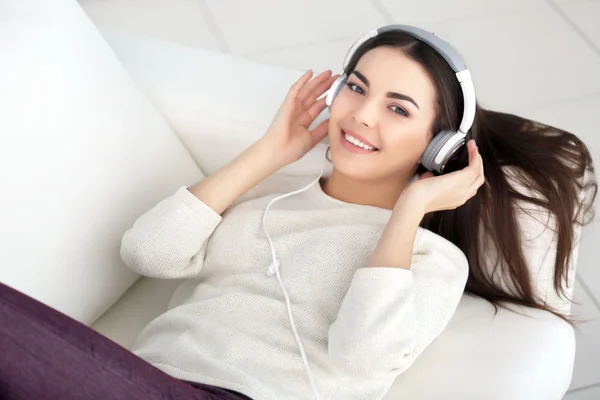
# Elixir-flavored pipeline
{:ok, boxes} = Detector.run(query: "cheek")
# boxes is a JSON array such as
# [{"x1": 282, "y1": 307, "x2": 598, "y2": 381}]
[
  {"x1": 328, "y1": 97, "x2": 344, "y2": 124},
  {"x1": 380, "y1": 122, "x2": 430, "y2": 160},
  {"x1": 329, "y1": 89, "x2": 360, "y2": 120}
]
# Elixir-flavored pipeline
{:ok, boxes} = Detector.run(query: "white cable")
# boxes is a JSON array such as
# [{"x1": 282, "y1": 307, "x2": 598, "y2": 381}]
[{"x1": 261, "y1": 146, "x2": 329, "y2": 400}]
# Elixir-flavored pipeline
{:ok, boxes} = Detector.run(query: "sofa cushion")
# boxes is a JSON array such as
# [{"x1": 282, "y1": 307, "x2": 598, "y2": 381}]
[
  {"x1": 0, "y1": 0, "x2": 203, "y2": 325},
  {"x1": 92, "y1": 276, "x2": 575, "y2": 400}
]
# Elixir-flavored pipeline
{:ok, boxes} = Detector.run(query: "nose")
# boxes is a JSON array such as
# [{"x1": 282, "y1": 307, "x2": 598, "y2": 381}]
[{"x1": 352, "y1": 98, "x2": 378, "y2": 128}]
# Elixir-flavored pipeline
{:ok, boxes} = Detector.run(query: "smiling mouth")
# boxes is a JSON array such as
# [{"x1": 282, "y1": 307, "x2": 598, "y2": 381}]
[{"x1": 341, "y1": 130, "x2": 379, "y2": 151}]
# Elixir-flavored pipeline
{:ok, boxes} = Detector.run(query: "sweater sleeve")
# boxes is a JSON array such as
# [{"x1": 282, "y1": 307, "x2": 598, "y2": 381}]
[
  {"x1": 327, "y1": 228, "x2": 469, "y2": 379},
  {"x1": 120, "y1": 186, "x2": 222, "y2": 279}
]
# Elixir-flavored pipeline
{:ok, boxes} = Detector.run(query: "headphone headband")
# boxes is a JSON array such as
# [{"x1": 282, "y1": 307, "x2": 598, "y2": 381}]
[{"x1": 340, "y1": 24, "x2": 476, "y2": 135}]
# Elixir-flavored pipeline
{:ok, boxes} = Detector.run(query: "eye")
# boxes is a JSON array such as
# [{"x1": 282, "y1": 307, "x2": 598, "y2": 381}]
[
  {"x1": 390, "y1": 105, "x2": 408, "y2": 117},
  {"x1": 346, "y1": 82, "x2": 365, "y2": 95}
]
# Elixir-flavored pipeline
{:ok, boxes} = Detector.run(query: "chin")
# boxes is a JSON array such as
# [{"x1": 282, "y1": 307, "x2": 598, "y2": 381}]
[{"x1": 330, "y1": 147, "x2": 384, "y2": 181}]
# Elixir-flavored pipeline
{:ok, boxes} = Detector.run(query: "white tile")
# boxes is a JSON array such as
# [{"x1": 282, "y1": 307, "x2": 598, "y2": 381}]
[
  {"x1": 555, "y1": 0, "x2": 597, "y2": 3},
  {"x1": 517, "y1": 94, "x2": 600, "y2": 163},
  {"x1": 518, "y1": 94, "x2": 599, "y2": 137},
  {"x1": 418, "y1": 3, "x2": 600, "y2": 112},
  {"x1": 78, "y1": 0, "x2": 220, "y2": 51},
  {"x1": 557, "y1": 0, "x2": 600, "y2": 49},
  {"x1": 518, "y1": 95, "x2": 600, "y2": 297},
  {"x1": 569, "y1": 279, "x2": 600, "y2": 390},
  {"x1": 246, "y1": 37, "x2": 357, "y2": 74},
  {"x1": 565, "y1": 386, "x2": 600, "y2": 400},
  {"x1": 204, "y1": 0, "x2": 385, "y2": 55},
  {"x1": 380, "y1": 0, "x2": 545, "y2": 28}
]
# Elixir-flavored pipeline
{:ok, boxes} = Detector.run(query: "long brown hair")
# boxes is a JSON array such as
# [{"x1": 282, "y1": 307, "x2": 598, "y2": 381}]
[{"x1": 345, "y1": 31, "x2": 598, "y2": 326}]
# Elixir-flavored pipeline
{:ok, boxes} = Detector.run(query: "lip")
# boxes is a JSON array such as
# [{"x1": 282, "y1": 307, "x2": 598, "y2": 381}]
[
  {"x1": 339, "y1": 128, "x2": 379, "y2": 155},
  {"x1": 341, "y1": 128, "x2": 378, "y2": 149}
]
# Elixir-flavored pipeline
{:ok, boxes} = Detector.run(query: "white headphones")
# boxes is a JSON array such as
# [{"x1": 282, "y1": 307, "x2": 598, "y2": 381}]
[{"x1": 326, "y1": 24, "x2": 477, "y2": 174}]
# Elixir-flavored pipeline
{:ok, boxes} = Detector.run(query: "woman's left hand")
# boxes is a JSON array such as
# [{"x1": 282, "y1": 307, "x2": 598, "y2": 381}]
[{"x1": 400, "y1": 140, "x2": 485, "y2": 214}]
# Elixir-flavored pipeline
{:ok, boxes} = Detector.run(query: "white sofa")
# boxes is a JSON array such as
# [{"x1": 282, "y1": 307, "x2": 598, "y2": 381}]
[{"x1": 0, "y1": 1, "x2": 578, "y2": 399}]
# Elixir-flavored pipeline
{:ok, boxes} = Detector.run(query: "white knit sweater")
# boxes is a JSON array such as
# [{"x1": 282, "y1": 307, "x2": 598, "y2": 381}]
[{"x1": 121, "y1": 174, "x2": 469, "y2": 400}]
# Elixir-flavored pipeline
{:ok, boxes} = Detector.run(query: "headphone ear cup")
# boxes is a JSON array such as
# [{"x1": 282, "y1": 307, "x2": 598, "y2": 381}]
[
  {"x1": 325, "y1": 75, "x2": 347, "y2": 107},
  {"x1": 421, "y1": 131, "x2": 463, "y2": 173}
]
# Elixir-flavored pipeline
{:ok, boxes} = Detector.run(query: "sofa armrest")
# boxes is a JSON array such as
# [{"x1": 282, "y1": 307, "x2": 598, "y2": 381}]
[
  {"x1": 0, "y1": 1, "x2": 203, "y2": 325},
  {"x1": 384, "y1": 295, "x2": 575, "y2": 400}
]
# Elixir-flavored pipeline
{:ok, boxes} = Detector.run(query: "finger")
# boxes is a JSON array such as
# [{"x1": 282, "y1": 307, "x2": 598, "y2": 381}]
[
  {"x1": 305, "y1": 96, "x2": 328, "y2": 122},
  {"x1": 297, "y1": 70, "x2": 332, "y2": 104},
  {"x1": 418, "y1": 171, "x2": 435, "y2": 181},
  {"x1": 310, "y1": 119, "x2": 330, "y2": 145},
  {"x1": 304, "y1": 74, "x2": 339, "y2": 108},
  {"x1": 464, "y1": 173, "x2": 485, "y2": 200},
  {"x1": 298, "y1": 96, "x2": 327, "y2": 126},
  {"x1": 304, "y1": 74, "x2": 337, "y2": 108},
  {"x1": 461, "y1": 140, "x2": 481, "y2": 184},
  {"x1": 288, "y1": 70, "x2": 314, "y2": 100},
  {"x1": 463, "y1": 143, "x2": 485, "y2": 195},
  {"x1": 470, "y1": 141, "x2": 484, "y2": 182},
  {"x1": 467, "y1": 140, "x2": 478, "y2": 167}
]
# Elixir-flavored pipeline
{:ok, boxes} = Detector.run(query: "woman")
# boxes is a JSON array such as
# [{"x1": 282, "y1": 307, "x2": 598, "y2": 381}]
[{"x1": 0, "y1": 25, "x2": 596, "y2": 400}]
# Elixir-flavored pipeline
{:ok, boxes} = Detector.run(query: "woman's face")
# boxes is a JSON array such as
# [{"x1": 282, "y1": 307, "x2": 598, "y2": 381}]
[{"x1": 328, "y1": 46, "x2": 438, "y2": 181}]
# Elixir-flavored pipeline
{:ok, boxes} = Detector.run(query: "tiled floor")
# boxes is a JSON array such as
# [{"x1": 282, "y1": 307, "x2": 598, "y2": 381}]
[{"x1": 79, "y1": 0, "x2": 600, "y2": 397}]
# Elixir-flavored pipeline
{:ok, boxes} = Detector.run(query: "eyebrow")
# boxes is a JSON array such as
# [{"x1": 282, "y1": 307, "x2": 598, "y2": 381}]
[{"x1": 351, "y1": 70, "x2": 420, "y2": 110}]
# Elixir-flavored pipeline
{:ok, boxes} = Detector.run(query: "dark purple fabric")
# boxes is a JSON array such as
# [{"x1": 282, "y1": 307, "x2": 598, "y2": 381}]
[{"x1": 0, "y1": 281, "x2": 252, "y2": 400}]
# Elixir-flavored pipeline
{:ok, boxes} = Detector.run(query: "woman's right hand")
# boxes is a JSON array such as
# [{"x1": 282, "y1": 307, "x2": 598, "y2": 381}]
[
  {"x1": 188, "y1": 70, "x2": 338, "y2": 214},
  {"x1": 261, "y1": 69, "x2": 339, "y2": 168}
]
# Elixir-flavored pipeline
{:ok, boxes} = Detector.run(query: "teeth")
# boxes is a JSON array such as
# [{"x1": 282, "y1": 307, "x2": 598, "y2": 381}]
[{"x1": 344, "y1": 133, "x2": 375, "y2": 150}]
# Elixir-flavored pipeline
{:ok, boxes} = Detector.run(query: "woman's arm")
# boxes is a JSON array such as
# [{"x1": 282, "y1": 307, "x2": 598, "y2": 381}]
[
  {"x1": 327, "y1": 199, "x2": 468, "y2": 379},
  {"x1": 188, "y1": 138, "x2": 284, "y2": 215},
  {"x1": 366, "y1": 195, "x2": 425, "y2": 269},
  {"x1": 328, "y1": 141, "x2": 483, "y2": 378},
  {"x1": 121, "y1": 70, "x2": 335, "y2": 279},
  {"x1": 120, "y1": 139, "x2": 282, "y2": 279},
  {"x1": 192, "y1": 70, "x2": 336, "y2": 215}
]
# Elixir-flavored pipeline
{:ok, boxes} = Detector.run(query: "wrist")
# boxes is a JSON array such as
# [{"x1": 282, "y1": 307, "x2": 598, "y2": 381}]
[
  {"x1": 395, "y1": 190, "x2": 425, "y2": 218},
  {"x1": 254, "y1": 137, "x2": 288, "y2": 170},
  {"x1": 250, "y1": 138, "x2": 286, "y2": 173},
  {"x1": 369, "y1": 197, "x2": 422, "y2": 270}
]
